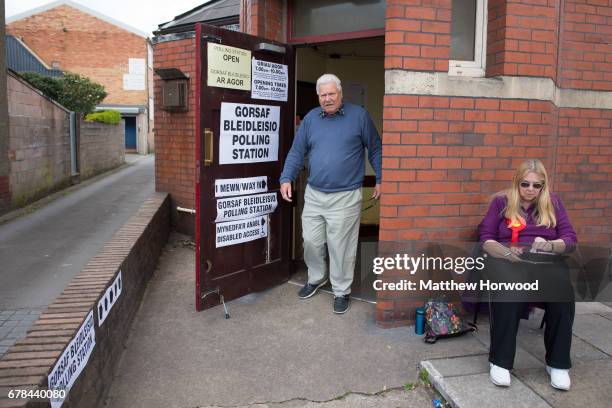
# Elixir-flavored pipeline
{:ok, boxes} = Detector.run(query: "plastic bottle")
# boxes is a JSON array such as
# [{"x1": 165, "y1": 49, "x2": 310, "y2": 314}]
[{"x1": 415, "y1": 307, "x2": 425, "y2": 335}]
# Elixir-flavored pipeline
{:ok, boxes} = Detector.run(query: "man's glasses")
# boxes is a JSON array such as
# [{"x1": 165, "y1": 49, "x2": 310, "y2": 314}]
[{"x1": 520, "y1": 181, "x2": 544, "y2": 189}]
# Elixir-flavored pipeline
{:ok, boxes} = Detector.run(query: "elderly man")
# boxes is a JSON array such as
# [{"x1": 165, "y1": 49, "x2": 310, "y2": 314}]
[{"x1": 280, "y1": 73, "x2": 382, "y2": 314}]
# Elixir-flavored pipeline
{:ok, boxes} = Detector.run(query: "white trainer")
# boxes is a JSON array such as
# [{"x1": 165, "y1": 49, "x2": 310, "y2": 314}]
[
  {"x1": 546, "y1": 366, "x2": 571, "y2": 390},
  {"x1": 489, "y1": 363, "x2": 511, "y2": 387}
]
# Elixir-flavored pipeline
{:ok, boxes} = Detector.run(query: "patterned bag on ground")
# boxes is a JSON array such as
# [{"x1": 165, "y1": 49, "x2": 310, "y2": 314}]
[{"x1": 424, "y1": 297, "x2": 476, "y2": 344}]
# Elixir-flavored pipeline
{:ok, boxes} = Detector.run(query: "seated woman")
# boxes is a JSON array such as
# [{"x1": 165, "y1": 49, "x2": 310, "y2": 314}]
[{"x1": 479, "y1": 159, "x2": 577, "y2": 390}]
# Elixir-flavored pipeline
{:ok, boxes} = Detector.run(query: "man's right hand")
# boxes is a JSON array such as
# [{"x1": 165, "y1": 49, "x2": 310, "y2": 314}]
[{"x1": 280, "y1": 182, "x2": 292, "y2": 202}]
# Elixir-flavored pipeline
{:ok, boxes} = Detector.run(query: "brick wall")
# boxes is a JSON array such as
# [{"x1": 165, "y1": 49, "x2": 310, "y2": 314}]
[
  {"x1": 0, "y1": 3, "x2": 10, "y2": 214},
  {"x1": 487, "y1": 0, "x2": 560, "y2": 79},
  {"x1": 555, "y1": 107, "x2": 612, "y2": 243},
  {"x1": 385, "y1": 0, "x2": 451, "y2": 72},
  {"x1": 559, "y1": 0, "x2": 612, "y2": 91},
  {"x1": 0, "y1": 193, "x2": 169, "y2": 408},
  {"x1": 79, "y1": 120, "x2": 125, "y2": 179},
  {"x1": 153, "y1": 37, "x2": 197, "y2": 235},
  {"x1": 7, "y1": 5, "x2": 149, "y2": 106},
  {"x1": 381, "y1": 95, "x2": 557, "y2": 242},
  {"x1": 7, "y1": 72, "x2": 72, "y2": 209}
]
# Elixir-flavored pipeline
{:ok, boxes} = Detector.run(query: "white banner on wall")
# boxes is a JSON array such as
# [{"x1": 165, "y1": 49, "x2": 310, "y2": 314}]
[
  {"x1": 97, "y1": 271, "x2": 123, "y2": 327},
  {"x1": 251, "y1": 58, "x2": 288, "y2": 102},
  {"x1": 215, "y1": 192, "x2": 277, "y2": 223},
  {"x1": 215, "y1": 176, "x2": 268, "y2": 198},
  {"x1": 219, "y1": 102, "x2": 280, "y2": 164},
  {"x1": 48, "y1": 310, "x2": 96, "y2": 408},
  {"x1": 216, "y1": 216, "x2": 268, "y2": 248}
]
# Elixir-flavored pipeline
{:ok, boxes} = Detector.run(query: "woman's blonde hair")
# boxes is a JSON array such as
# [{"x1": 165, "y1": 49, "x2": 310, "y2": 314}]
[{"x1": 503, "y1": 159, "x2": 556, "y2": 228}]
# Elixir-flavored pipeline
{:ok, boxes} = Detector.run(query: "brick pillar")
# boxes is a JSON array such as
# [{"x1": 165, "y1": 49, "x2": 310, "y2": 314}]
[
  {"x1": 0, "y1": 0, "x2": 11, "y2": 215},
  {"x1": 241, "y1": 0, "x2": 284, "y2": 42},
  {"x1": 486, "y1": 0, "x2": 559, "y2": 79}
]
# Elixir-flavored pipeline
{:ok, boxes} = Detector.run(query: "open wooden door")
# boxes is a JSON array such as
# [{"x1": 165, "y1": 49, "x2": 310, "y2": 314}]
[{"x1": 195, "y1": 23, "x2": 295, "y2": 310}]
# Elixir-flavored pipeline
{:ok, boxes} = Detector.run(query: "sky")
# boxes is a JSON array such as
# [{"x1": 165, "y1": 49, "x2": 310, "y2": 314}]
[{"x1": 5, "y1": 0, "x2": 211, "y2": 36}]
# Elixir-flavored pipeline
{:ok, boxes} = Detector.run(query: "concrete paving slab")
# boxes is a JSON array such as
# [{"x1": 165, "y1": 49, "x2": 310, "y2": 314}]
[
  {"x1": 423, "y1": 350, "x2": 542, "y2": 380},
  {"x1": 571, "y1": 314, "x2": 612, "y2": 356},
  {"x1": 199, "y1": 387, "x2": 434, "y2": 407},
  {"x1": 514, "y1": 358, "x2": 612, "y2": 408},
  {"x1": 421, "y1": 362, "x2": 551, "y2": 408},
  {"x1": 106, "y1": 235, "x2": 487, "y2": 408},
  {"x1": 471, "y1": 314, "x2": 609, "y2": 363},
  {"x1": 575, "y1": 302, "x2": 612, "y2": 315}
]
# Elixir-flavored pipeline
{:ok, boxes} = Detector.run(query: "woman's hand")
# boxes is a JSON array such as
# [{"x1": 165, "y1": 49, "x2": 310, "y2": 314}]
[
  {"x1": 531, "y1": 237, "x2": 566, "y2": 254},
  {"x1": 532, "y1": 237, "x2": 553, "y2": 252},
  {"x1": 483, "y1": 240, "x2": 523, "y2": 262}
]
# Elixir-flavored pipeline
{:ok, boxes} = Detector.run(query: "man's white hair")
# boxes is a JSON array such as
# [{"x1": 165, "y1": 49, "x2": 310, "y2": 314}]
[{"x1": 316, "y1": 74, "x2": 342, "y2": 95}]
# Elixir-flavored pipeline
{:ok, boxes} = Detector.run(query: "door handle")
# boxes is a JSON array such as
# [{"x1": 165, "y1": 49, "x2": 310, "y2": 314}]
[{"x1": 204, "y1": 128, "x2": 214, "y2": 166}]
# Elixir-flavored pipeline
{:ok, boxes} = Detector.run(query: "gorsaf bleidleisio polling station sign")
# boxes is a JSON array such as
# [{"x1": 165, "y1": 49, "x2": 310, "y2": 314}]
[
  {"x1": 48, "y1": 310, "x2": 96, "y2": 408},
  {"x1": 215, "y1": 192, "x2": 277, "y2": 223},
  {"x1": 219, "y1": 102, "x2": 280, "y2": 164}
]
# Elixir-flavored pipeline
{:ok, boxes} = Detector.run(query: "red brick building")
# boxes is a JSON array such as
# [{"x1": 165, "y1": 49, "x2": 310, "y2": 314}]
[
  {"x1": 153, "y1": 0, "x2": 611, "y2": 325},
  {"x1": 7, "y1": 0, "x2": 154, "y2": 154}
]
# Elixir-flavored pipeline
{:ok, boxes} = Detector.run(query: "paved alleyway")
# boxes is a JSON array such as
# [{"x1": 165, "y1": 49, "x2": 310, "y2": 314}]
[{"x1": 0, "y1": 154, "x2": 155, "y2": 356}]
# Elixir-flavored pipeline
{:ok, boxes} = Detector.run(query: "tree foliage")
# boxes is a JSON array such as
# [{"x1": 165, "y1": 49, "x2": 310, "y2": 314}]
[{"x1": 20, "y1": 72, "x2": 107, "y2": 113}]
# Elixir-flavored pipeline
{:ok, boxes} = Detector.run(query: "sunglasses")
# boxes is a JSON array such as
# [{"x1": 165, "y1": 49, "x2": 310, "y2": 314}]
[{"x1": 520, "y1": 181, "x2": 544, "y2": 189}]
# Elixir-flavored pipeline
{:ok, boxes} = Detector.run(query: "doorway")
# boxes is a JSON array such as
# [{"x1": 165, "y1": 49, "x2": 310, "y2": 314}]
[
  {"x1": 290, "y1": 37, "x2": 384, "y2": 302},
  {"x1": 124, "y1": 116, "x2": 137, "y2": 151}
]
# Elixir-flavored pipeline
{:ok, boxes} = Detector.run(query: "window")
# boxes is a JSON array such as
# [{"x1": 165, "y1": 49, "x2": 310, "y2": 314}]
[{"x1": 449, "y1": 0, "x2": 487, "y2": 77}]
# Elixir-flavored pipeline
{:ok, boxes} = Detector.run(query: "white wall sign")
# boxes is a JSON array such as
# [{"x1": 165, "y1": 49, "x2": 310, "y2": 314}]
[
  {"x1": 219, "y1": 102, "x2": 280, "y2": 164},
  {"x1": 97, "y1": 271, "x2": 123, "y2": 327},
  {"x1": 216, "y1": 216, "x2": 268, "y2": 248},
  {"x1": 251, "y1": 58, "x2": 288, "y2": 102},
  {"x1": 129, "y1": 58, "x2": 146, "y2": 75},
  {"x1": 123, "y1": 58, "x2": 146, "y2": 90},
  {"x1": 207, "y1": 43, "x2": 251, "y2": 90},
  {"x1": 123, "y1": 74, "x2": 145, "y2": 91},
  {"x1": 48, "y1": 310, "x2": 96, "y2": 408},
  {"x1": 215, "y1": 176, "x2": 268, "y2": 198},
  {"x1": 216, "y1": 192, "x2": 277, "y2": 223}
]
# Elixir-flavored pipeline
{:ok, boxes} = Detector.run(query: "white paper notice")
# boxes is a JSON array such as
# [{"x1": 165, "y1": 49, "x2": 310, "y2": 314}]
[
  {"x1": 251, "y1": 58, "x2": 288, "y2": 101},
  {"x1": 215, "y1": 176, "x2": 268, "y2": 198},
  {"x1": 219, "y1": 102, "x2": 280, "y2": 164},
  {"x1": 216, "y1": 192, "x2": 277, "y2": 223},
  {"x1": 216, "y1": 216, "x2": 268, "y2": 248},
  {"x1": 48, "y1": 311, "x2": 96, "y2": 408},
  {"x1": 123, "y1": 73, "x2": 145, "y2": 90},
  {"x1": 129, "y1": 58, "x2": 146, "y2": 75}
]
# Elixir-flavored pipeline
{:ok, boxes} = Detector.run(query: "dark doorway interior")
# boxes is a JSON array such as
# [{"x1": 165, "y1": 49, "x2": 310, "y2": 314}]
[{"x1": 124, "y1": 116, "x2": 137, "y2": 151}]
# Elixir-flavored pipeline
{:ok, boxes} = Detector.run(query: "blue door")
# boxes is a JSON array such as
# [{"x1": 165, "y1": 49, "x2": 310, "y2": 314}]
[{"x1": 124, "y1": 116, "x2": 137, "y2": 149}]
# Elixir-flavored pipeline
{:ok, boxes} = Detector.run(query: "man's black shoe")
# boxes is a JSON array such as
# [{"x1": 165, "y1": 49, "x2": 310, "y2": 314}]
[
  {"x1": 333, "y1": 295, "x2": 350, "y2": 314},
  {"x1": 298, "y1": 279, "x2": 328, "y2": 299}
]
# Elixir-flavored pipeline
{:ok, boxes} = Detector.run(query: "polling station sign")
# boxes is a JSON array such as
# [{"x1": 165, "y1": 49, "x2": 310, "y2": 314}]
[
  {"x1": 207, "y1": 43, "x2": 251, "y2": 91},
  {"x1": 219, "y1": 102, "x2": 280, "y2": 164},
  {"x1": 251, "y1": 58, "x2": 288, "y2": 102},
  {"x1": 216, "y1": 216, "x2": 268, "y2": 248},
  {"x1": 48, "y1": 310, "x2": 96, "y2": 408},
  {"x1": 216, "y1": 192, "x2": 277, "y2": 223},
  {"x1": 215, "y1": 176, "x2": 268, "y2": 198}
]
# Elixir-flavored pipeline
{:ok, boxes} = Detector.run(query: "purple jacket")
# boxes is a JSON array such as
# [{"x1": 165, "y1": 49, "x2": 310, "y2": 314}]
[{"x1": 478, "y1": 193, "x2": 577, "y2": 251}]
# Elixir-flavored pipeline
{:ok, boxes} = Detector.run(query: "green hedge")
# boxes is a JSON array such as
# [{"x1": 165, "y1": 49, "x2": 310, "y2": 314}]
[
  {"x1": 85, "y1": 110, "x2": 122, "y2": 125},
  {"x1": 20, "y1": 71, "x2": 107, "y2": 113}
]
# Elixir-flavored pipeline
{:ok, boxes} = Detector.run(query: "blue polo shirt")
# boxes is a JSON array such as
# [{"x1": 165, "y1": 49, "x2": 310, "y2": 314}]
[{"x1": 279, "y1": 102, "x2": 382, "y2": 193}]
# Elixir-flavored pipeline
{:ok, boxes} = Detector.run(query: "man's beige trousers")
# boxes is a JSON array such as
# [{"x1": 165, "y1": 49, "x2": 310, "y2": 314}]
[{"x1": 301, "y1": 185, "x2": 362, "y2": 296}]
